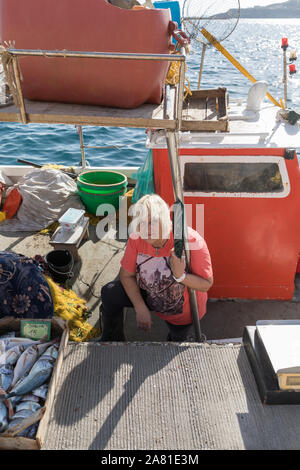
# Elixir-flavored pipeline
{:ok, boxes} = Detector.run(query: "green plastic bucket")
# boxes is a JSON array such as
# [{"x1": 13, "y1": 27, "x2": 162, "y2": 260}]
[{"x1": 77, "y1": 170, "x2": 128, "y2": 215}]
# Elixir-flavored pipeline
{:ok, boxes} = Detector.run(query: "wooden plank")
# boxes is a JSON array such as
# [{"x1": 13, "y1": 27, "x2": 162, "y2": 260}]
[
  {"x1": 1, "y1": 407, "x2": 46, "y2": 437},
  {"x1": 0, "y1": 99, "x2": 177, "y2": 129},
  {"x1": 35, "y1": 324, "x2": 69, "y2": 449},
  {"x1": 0, "y1": 436, "x2": 39, "y2": 450},
  {"x1": 206, "y1": 97, "x2": 218, "y2": 121},
  {"x1": 186, "y1": 88, "x2": 227, "y2": 99},
  {"x1": 181, "y1": 119, "x2": 228, "y2": 132},
  {"x1": 12, "y1": 57, "x2": 28, "y2": 124},
  {"x1": 218, "y1": 96, "x2": 227, "y2": 119}
]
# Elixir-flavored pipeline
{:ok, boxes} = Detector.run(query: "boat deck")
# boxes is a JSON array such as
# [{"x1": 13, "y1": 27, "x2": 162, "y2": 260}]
[{"x1": 1, "y1": 226, "x2": 299, "y2": 341}]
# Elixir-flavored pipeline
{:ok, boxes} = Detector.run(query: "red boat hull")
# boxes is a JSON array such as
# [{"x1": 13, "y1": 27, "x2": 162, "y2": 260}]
[{"x1": 0, "y1": 0, "x2": 171, "y2": 108}]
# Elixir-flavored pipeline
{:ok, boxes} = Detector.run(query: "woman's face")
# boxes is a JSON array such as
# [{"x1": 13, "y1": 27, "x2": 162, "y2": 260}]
[{"x1": 140, "y1": 217, "x2": 165, "y2": 247}]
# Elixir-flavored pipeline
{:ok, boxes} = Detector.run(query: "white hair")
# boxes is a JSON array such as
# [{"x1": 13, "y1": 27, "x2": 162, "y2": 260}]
[{"x1": 129, "y1": 194, "x2": 172, "y2": 239}]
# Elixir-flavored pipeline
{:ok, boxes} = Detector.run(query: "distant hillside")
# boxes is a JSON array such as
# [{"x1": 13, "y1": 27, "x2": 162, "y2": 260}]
[{"x1": 224, "y1": 0, "x2": 300, "y2": 18}]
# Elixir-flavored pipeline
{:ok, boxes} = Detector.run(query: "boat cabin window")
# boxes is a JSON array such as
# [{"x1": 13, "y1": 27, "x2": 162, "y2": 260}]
[{"x1": 183, "y1": 162, "x2": 284, "y2": 194}]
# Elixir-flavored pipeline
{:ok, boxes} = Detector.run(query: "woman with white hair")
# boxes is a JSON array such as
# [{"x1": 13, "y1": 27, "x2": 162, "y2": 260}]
[{"x1": 100, "y1": 194, "x2": 213, "y2": 341}]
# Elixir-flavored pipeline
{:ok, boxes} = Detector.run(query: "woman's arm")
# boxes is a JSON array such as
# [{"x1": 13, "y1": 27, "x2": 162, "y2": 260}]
[
  {"x1": 169, "y1": 249, "x2": 214, "y2": 292},
  {"x1": 181, "y1": 273, "x2": 214, "y2": 292},
  {"x1": 120, "y1": 267, "x2": 152, "y2": 332}
]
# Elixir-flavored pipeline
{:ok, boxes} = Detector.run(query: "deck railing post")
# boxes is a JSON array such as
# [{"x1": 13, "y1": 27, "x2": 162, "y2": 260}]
[
  {"x1": 77, "y1": 125, "x2": 87, "y2": 169},
  {"x1": 165, "y1": 130, "x2": 204, "y2": 343}
]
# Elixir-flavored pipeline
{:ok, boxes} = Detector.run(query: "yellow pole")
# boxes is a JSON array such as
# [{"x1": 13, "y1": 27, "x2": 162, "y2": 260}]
[{"x1": 200, "y1": 28, "x2": 282, "y2": 108}]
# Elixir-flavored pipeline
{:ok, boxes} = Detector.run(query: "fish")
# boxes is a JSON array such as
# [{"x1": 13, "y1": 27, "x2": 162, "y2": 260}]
[
  {"x1": 0, "y1": 365, "x2": 14, "y2": 392},
  {"x1": 0, "y1": 344, "x2": 26, "y2": 368},
  {"x1": 0, "y1": 337, "x2": 37, "y2": 351},
  {"x1": 0, "y1": 341, "x2": 6, "y2": 356},
  {"x1": 9, "y1": 338, "x2": 58, "y2": 390},
  {"x1": 32, "y1": 384, "x2": 49, "y2": 401},
  {"x1": 16, "y1": 401, "x2": 41, "y2": 414},
  {"x1": 24, "y1": 422, "x2": 39, "y2": 439},
  {"x1": 19, "y1": 394, "x2": 40, "y2": 403},
  {"x1": 6, "y1": 409, "x2": 36, "y2": 437},
  {"x1": 1, "y1": 344, "x2": 58, "y2": 400},
  {"x1": 0, "y1": 401, "x2": 8, "y2": 432},
  {"x1": 0, "y1": 336, "x2": 50, "y2": 368}
]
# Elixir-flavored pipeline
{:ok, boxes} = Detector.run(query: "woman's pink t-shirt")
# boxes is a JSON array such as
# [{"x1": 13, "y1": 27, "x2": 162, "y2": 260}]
[{"x1": 120, "y1": 227, "x2": 213, "y2": 325}]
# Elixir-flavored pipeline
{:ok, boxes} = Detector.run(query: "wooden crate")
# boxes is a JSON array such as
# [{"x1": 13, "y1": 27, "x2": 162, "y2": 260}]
[
  {"x1": 0, "y1": 316, "x2": 69, "y2": 450},
  {"x1": 181, "y1": 87, "x2": 229, "y2": 132}
]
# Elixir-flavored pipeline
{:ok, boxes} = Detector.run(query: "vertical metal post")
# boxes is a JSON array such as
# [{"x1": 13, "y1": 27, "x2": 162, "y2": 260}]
[
  {"x1": 165, "y1": 130, "x2": 204, "y2": 343},
  {"x1": 198, "y1": 43, "x2": 207, "y2": 90},
  {"x1": 177, "y1": 58, "x2": 186, "y2": 130},
  {"x1": 283, "y1": 48, "x2": 287, "y2": 109},
  {"x1": 77, "y1": 125, "x2": 87, "y2": 169}
]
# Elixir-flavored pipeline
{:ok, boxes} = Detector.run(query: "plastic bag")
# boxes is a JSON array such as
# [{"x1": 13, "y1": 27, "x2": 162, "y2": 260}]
[{"x1": 132, "y1": 149, "x2": 155, "y2": 204}]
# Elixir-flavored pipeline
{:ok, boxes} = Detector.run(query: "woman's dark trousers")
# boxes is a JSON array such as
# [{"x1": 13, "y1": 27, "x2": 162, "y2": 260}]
[{"x1": 100, "y1": 280, "x2": 192, "y2": 342}]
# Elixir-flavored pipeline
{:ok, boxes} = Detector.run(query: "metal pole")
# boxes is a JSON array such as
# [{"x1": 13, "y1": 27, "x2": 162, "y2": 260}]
[
  {"x1": 6, "y1": 48, "x2": 185, "y2": 62},
  {"x1": 283, "y1": 48, "x2": 287, "y2": 109},
  {"x1": 198, "y1": 43, "x2": 207, "y2": 90},
  {"x1": 165, "y1": 130, "x2": 204, "y2": 342},
  {"x1": 177, "y1": 53, "x2": 186, "y2": 130},
  {"x1": 77, "y1": 125, "x2": 86, "y2": 169}
]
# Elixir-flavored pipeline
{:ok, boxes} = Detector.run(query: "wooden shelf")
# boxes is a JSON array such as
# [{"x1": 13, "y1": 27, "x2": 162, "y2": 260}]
[{"x1": 0, "y1": 98, "x2": 177, "y2": 129}]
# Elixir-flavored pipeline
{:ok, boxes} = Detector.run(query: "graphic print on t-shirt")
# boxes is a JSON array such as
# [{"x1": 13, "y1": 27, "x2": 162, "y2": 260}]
[{"x1": 136, "y1": 254, "x2": 185, "y2": 315}]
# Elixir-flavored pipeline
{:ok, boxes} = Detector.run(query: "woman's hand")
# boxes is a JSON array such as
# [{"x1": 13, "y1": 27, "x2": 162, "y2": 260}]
[
  {"x1": 135, "y1": 304, "x2": 152, "y2": 333},
  {"x1": 170, "y1": 248, "x2": 186, "y2": 279}
]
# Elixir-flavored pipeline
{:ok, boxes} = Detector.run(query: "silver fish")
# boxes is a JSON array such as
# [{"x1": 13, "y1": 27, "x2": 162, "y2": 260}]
[
  {"x1": 0, "y1": 344, "x2": 26, "y2": 367},
  {"x1": 3, "y1": 344, "x2": 58, "y2": 400},
  {"x1": 6, "y1": 409, "x2": 36, "y2": 437},
  {"x1": 0, "y1": 336, "x2": 50, "y2": 367},
  {"x1": 16, "y1": 401, "x2": 41, "y2": 414},
  {"x1": 32, "y1": 384, "x2": 49, "y2": 401},
  {"x1": 0, "y1": 337, "x2": 37, "y2": 351},
  {"x1": 24, "y1": 422, "x2": 38, "y2": 439},
  {"x1": 0, "y1": 365, "x2": 14, "y2": 392},
  {"x1": 0, "y1": 401, "x2": 8, "y2": 432},
  {"x1": 0, "y1": 341, "x2": 6, "y2": 355},
  {"x1": 10, "y1": 339, "x2": 57, "y2": 390},
  {"x1": 19, "y1": 394, "x2": 40, "y2": 403}
]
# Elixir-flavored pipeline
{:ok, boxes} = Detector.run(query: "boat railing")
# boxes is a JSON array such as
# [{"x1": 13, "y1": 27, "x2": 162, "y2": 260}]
[{"x1": 0, "y1": 47, "x2": 186, "y2": 130}]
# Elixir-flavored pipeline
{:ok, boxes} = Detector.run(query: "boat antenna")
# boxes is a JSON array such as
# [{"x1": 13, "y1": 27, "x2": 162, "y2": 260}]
[{"x1": 181, "y1": 0, "x2": 240, "y2": 88}]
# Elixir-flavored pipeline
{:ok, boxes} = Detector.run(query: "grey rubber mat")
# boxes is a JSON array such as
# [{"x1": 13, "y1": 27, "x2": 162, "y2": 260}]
[{"x1": 42, "y1": 342, "x2": 300, "y2": 450}]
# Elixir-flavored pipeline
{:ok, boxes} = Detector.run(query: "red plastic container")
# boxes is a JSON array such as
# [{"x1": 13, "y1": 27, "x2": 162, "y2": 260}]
[{"x1": 0, "y1": 0, "x2": 171, "y2": 108}]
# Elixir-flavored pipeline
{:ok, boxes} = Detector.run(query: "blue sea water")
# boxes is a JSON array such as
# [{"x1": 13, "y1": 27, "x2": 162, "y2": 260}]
[{"x1": 0, "y1": 18, "x2": 299, "y2": 168}]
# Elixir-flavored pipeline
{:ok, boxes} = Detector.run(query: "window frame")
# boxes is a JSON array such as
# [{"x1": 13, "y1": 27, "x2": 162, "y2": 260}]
[{"x1": 180, "y1": 155, "x2": 290, "y2": 199}]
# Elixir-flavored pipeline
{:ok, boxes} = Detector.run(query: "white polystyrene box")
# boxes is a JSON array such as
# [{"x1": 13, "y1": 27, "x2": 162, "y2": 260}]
[{"x1": 58, "y1": 208, "x2": 85, "y2": 231}]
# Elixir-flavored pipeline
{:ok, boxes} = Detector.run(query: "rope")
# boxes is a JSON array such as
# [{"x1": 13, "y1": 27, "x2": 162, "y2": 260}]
[{"x1": 165, "y1": 52, "x2": 192, "y2": 100}]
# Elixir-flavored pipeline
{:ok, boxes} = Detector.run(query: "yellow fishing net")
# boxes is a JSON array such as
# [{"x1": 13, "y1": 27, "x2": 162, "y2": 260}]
[
  {"x1": 45, "y1": 275, "x2": 100, "y2": 342},
  {"x1": 165, "y1": 53, "x2": 192, "y2": 100}
]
